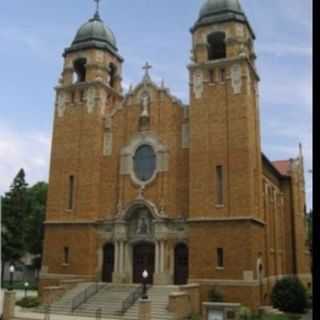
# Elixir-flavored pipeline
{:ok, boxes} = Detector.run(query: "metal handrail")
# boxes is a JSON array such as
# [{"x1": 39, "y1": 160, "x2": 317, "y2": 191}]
[
  {"x1": 71, "y1": 283, "x2": 102, "y2": 312},
  {"x1": 119, "y1": 285, "x2": 144, "y2": 315},
  {"x1": 95, "y1": 307, "x2": 102, "y2": 320},
  {"x1": 44, "y1": 304, "x2": 51, "y2": 320}
]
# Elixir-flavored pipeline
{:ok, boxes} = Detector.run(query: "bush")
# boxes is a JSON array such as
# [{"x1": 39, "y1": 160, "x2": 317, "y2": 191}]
[
  {"x1": 16, "y1": 297, "x2": 40, "y2": 308},
  {"x1": 239, "y1": 305, "x2": 252, "y2": 320},
  {"x1": 208, "y1": 287, "x2": 224, "y2": 302},
  {"x1": 271, "y1": 277, "x2": 307, "y2": 314}
]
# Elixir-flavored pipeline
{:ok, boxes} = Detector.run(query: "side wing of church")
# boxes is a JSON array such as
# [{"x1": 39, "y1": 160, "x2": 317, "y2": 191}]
[{"x1": 40, "y1": 0, "x2": 311, "y2": 309}]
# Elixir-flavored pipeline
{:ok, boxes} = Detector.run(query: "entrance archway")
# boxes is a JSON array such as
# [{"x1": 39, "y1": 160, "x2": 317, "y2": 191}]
[
  {"x1": 133, "y1": 242, "x2": 155, "y2": 284},
  {"x1": 102, "y1": 243, "x2": 114, "y2": 283},
  {"x1": 174, "y1": 243, "x2": 189, "y2": 285}
]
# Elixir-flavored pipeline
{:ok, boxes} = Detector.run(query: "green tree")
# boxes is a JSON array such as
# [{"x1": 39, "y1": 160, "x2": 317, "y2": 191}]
[
  {"x1": 25, "y1": 182, "x2": 48, "y2": 260},
  {"x1": 1, "y1": 169, "x2": 29, "y2": 284}
]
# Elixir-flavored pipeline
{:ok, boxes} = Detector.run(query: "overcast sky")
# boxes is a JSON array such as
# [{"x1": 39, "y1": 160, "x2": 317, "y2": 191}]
[{"x1": 0, "y1": 0, "x2": 312, "y2": 209}]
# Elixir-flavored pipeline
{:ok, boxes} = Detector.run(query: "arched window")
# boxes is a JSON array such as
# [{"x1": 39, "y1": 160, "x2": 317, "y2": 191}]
[
  {"x1": 73, "y1": 58, "x2": 87, "y2": 83},
  {"x1": 133, "y1": 145, "x2": 156, "y2": 182},
  {"x1": 207, "y1": 32, "x2": 226, "y2": 61},
  {"x1": 109, "y1": 63, "x2": 117, "y2": 88}
]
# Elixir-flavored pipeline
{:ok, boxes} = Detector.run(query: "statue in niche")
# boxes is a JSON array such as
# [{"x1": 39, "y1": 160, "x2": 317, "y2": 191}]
[{"x1": 136, "y1": 211, "x2": 150, "y2": 235}]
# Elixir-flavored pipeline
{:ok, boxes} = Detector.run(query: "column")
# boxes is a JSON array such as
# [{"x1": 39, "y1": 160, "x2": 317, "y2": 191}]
[
  {"x1": 155, "y1": 241, "x2": 160, "y2": 273},
  {"x1": 120, "y1": 241, "x2": 124, "y2": 273},
  {"x1": 160, "y1": 241, "x2": 165, "y2": 273},
  {"x1": 114, "y1": 241, "x2": 119, "y2": 273}
]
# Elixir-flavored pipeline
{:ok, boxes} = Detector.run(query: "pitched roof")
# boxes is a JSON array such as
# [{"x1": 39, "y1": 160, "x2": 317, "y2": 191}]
[{"x1": 272, "y1": 160, "x2": 291, "y2": 176}]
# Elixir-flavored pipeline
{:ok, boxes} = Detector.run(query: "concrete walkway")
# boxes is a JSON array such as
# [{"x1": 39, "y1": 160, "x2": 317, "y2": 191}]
[{"x1": 301, "y1": 309, "x2": 313, "y2": 320}]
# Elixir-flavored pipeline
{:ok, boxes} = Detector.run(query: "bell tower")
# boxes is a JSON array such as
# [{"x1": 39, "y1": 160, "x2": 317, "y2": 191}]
[
  {"x1": 41, "y1": 2, "x2": 124, "y2": 281},
  {"x1": 188, "y1": 0, "x2": 263, "y2": 219}
]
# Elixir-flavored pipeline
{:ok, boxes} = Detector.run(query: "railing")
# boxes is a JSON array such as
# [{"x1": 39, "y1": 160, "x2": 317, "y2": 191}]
[
  {"x1": 95, "y1": 307, "x2": 102, "y2": 320},
  {"x1": 71, "y1": 282, "x2": 102, "y2": 312},
  {"x1": 44, "y1": 304, "x2": 51, "y2": 320},
  {"x1": 119, "y1": 285, "x2": 144, "y2": 315}
]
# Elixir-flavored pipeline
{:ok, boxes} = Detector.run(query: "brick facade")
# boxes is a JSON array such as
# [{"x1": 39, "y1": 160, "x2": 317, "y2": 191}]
[{"x1": 40, "y1": 1, "x2": 311, "y2": 310}]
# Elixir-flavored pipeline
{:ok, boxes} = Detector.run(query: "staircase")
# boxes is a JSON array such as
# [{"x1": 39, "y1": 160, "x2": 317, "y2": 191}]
[
  {"x1": 32, "y1": 283, "x2": 176, "y2": 320},
  {"x1": 123, "y1": 286, "x2": 176, "y2": 320}
]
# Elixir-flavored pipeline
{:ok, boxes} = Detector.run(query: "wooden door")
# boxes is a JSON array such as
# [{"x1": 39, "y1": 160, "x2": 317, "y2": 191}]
[
  {"x1": 102, "y1": 243, "x2": 114, "y2": 283},
  {"x1": 174, "y1": 243, "x2": 189, "y2": 285},
  {"x1": 133, "y1": 242, "x2": 155, "y2": 284}
]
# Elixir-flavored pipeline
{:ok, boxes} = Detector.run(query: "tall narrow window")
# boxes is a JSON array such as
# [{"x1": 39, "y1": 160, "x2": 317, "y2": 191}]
[
  {"x1": 217, "y1": 248, "x2": 224, "y2": 268},
  {"x1": 68, "y1": 175, "x2": 75, "y2": 210},
  {"x1": 220, "y1": 68, "x2": 225, "y2": 82},
  {"x1": 216, "y1": 165, "x2": 224, "y2": 205},
  {"x1": 209, "y1": 69, "x2": 215, "y2": 83},
  {"x1": 64, "y1": 247, "x2": 69, "y2": 264},
  {"x1": 73, "y1": 58, "x2": 87, "y2": 82}
]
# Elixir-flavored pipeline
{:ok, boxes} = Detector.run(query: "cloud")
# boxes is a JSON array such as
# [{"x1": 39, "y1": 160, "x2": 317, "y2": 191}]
[{"x1": 0, "y1": 122, "x2": 50, "y2": 196}]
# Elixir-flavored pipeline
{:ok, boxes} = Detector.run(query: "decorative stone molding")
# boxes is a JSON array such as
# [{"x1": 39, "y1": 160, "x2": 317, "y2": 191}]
[
  {"x1": 243, "y1": 270, "x2": 254, "y2": 281},
  {"x1": 103, "y1": 131, "x2": 113, "y2": 156},
  {"x1": 56, "y1": 92, "x2": 66, "y2": 117},
  {"x1": 236, "y1": 24, "x2": 245, "y2": 38},
  {"x1": 193, "y1": 70, "x2": 204, "y2": 99},
  {"x1": 86, "y1": 87, "x2": 96, "y2": 113},
  {"x1": 120, "y1": 133, "x2": 169, "y2": 187},
  {"x1": 231, "y1": 63, "x2": 242, "y2": 94}
]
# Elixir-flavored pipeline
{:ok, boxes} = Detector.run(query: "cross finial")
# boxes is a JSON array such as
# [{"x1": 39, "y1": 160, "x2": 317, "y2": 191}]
[
  {"x1": 94, "y1": 0, "x2": 101, "y2": 19},
  {"x1": 143, "y1": 62, "x2": 152, "y2": 76}
]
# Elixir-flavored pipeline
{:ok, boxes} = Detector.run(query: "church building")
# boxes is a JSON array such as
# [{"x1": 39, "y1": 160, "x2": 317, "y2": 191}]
[{"x1": 40, "y1": 0, "x2": 311, "y2": 309}]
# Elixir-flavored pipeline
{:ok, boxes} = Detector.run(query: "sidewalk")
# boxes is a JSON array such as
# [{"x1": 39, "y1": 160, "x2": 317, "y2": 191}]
[
  {"x1": 14, "y1": 306, "x2": 119, "y2": 320},
  {"x1": 301, "y1": 309, "x2": 312, "y2": 320}
]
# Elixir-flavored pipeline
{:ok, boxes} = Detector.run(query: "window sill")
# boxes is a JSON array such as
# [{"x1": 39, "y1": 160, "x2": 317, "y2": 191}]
[
  {"x1": 62, "y1": 263, "x2": 70, "y2": 267},
  {"x1": 216, "y1": 267, "x2": 224, "y2": 271},
  {"x1": 216, "y1": 205, "x2": 225, "y2": 209},
  {"x1": 65, "y1": 209, "x2": 73, "y2": 213}
]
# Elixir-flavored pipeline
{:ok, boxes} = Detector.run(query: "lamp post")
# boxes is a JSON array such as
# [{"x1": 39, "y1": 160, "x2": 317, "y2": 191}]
[
  {"x1": 142, "y1": 270, "x2": 149, "y2": 299},
  {"x1": 24, "y1": 281, "x2": 29, "y2": 298},
  {"x1": 9, "y1": 264, "x2": 15, "y2": 291}
]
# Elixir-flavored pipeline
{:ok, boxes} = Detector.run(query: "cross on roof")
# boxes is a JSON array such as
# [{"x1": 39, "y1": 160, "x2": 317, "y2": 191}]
[
  {"x1": 143, "y1": 62, "x2": 152, "y2": 76},
  {"x1": 94, "y1": 0, "x2": 101, "y2": 15}
]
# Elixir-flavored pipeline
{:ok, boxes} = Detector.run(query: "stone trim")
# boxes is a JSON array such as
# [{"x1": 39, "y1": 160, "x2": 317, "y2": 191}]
[
  {"x1": 190, "y1": 279, "x2": 260, "y2": 287},
  {"x1": 188, "y1": 216, "x2": 265, "y2": 225},
  {"x1": 39, "y1": 272, "x2": 92, "y2": 280},
  {"x1": 44, "y1": 220, "x2": 96, "y2": 225}
]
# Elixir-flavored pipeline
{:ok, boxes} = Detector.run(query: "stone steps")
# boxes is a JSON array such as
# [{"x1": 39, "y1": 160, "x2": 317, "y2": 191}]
[{"x1": 34, "y1": 283, "x2": 176, "y2": 320}]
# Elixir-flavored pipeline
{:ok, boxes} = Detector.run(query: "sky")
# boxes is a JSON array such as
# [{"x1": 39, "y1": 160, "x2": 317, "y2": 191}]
[{"x1": 0, "y1": 0, "x2": 313, "y2": 209}]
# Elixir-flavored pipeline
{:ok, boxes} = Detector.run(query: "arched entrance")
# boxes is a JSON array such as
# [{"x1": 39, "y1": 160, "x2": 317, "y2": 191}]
[
  {"x1": 102, "y1": 243, "x2": 114, "y2": 283},
  {"x1": 133, "y1": 242, "x2": 155, "y2": 284},
  {"x1": 174, "y1": 243, "x2": 189, "y2": 285}
]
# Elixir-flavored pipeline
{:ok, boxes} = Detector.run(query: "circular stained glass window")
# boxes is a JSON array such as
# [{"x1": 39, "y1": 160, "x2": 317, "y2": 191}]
[{"x1": 134, "y1": 145, "x2": 156, "y2": 182}]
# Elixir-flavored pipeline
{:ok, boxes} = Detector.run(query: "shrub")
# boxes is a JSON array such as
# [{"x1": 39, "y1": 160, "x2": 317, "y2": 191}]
[
  {"x1": 271, "y1": 277, "x2": 307, "y2": 314},
  {"x1": 239, "y1": 305, "x2": 252, "y2": 320},
  {"x1": 16, "y1": 297, "x2": 40, "y2": 308},
  {"x1": 208, "y1": 287, "x2": 224, "y2": 302}
]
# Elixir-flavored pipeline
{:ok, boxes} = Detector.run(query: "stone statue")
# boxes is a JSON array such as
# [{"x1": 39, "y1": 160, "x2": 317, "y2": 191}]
[{"x1": 137, "y1": 212, "x2": 150, "y2": 235}]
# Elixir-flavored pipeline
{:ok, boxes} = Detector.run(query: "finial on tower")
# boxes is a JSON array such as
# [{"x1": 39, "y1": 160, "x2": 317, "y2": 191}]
[
  {"x1": 93, "y1": 0, "x2": 102, "y2": 20},
  {"x1": 142, "y1": 62, "x2": 152, "y2": 82}
]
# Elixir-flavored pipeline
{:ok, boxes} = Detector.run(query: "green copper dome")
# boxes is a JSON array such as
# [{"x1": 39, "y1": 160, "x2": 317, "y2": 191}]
[
  {"x1": 192, "y1": 0, "x2": 255, "y2": 38},
  {"x1": 64, "y1": 13, "x2": 121, "y2": 58}
]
